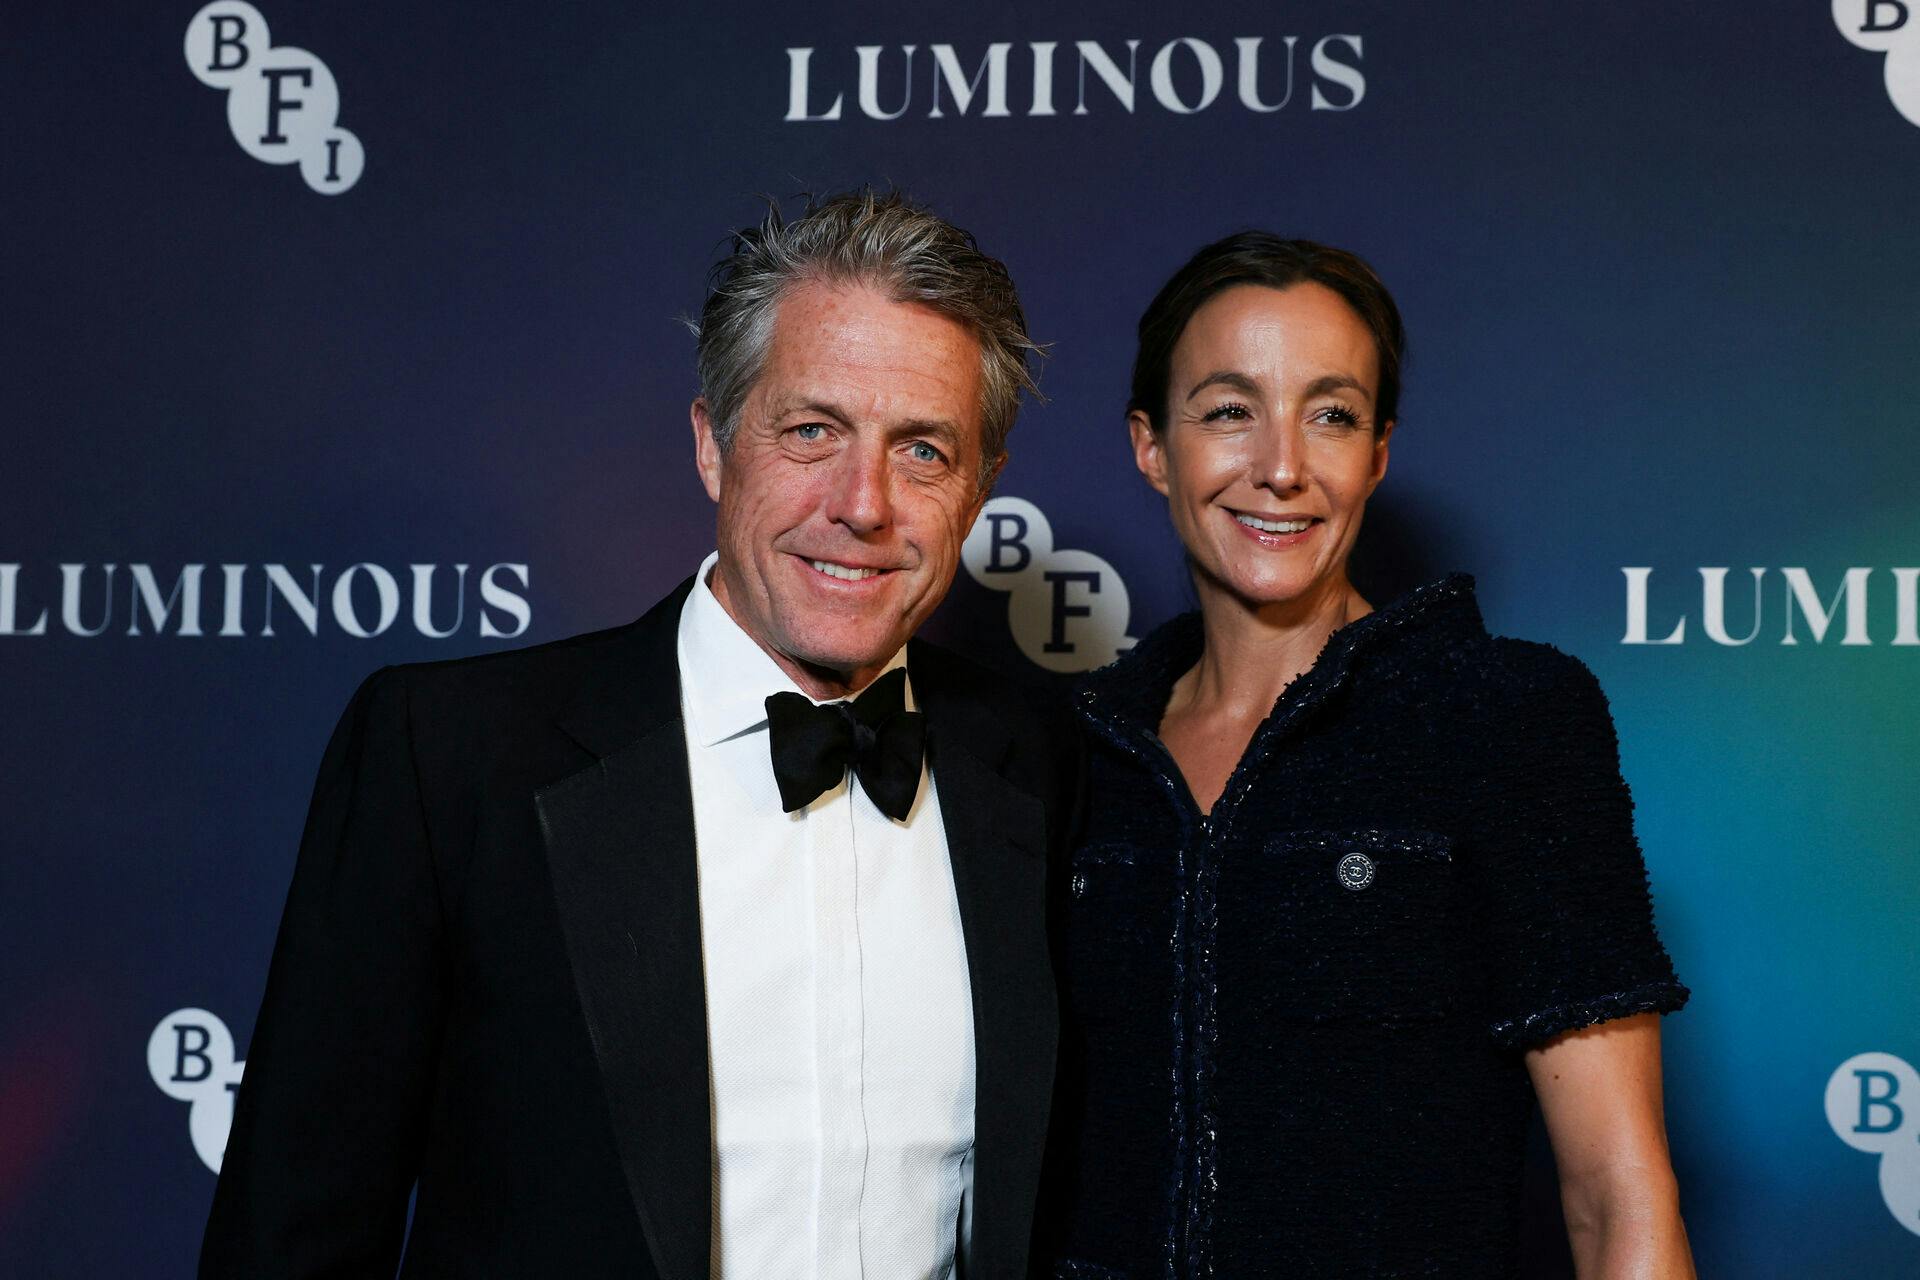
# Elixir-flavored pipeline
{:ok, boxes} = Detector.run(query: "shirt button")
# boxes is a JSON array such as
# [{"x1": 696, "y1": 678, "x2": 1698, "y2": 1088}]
[{"x1": 1336, "y1": 851, "x2": 1376, "y2": 891}]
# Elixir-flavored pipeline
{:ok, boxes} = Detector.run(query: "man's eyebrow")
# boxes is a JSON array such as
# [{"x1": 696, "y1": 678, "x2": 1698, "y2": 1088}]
[
  {"x1": 1185, "y1": 370, "x2": 1262, "y2": 401},
  {"x1": 894, "y1": 417, "x2": 963, "y2": 446},
  {"x1": 772, "y1": 398, "x2": 853, "y2": 424},
  {"x1": 773, "y1": 400, "x2": 966, "y2": 447}
]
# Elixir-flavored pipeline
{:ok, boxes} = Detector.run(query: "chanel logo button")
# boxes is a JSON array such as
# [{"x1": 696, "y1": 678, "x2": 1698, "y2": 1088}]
[{"x1": 1336, "y1": 852, "x2": 1376, "y2": 891}]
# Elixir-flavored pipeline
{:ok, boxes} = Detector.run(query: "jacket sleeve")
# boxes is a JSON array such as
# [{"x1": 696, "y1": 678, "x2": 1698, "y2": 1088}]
[
  {"x1": 200, "y1": 667, "x2": 447, "y2": 1279},
  {"x1": 1463, "y1": 644, "x2": 1689, "y2": 1049}
]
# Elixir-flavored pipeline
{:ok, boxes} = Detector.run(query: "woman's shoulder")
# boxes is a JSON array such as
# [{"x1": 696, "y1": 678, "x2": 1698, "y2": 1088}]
[
  {"x1": 1458, "y1": 635, "x2": 1618, "y2": 742},
  {"x1": 1360, "y1": 578, "x2": 1606, "y2": 709},
  {"x1": 1478, "y1": 634, "x2": 1603, "y2": 693}
]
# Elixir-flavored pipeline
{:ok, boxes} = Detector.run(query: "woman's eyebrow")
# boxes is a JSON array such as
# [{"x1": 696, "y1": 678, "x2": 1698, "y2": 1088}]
[
  {"x1": 1301, "y1": 373, "x2": 1372, "y2": 402},
  {"x1": 1185, "y1": 370, "x2": 1262, "y2": 401}
]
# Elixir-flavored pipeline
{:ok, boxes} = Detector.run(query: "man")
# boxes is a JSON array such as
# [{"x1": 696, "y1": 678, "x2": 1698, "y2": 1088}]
[{"x1": 202, "y1": 190, "x2": 1074, "y2": 1279}]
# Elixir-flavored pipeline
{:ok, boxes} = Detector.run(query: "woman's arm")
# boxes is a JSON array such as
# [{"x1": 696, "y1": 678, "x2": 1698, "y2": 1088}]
[{"x1": 1526, "y1": 1013, "x2": 1696, "y2": 1279}]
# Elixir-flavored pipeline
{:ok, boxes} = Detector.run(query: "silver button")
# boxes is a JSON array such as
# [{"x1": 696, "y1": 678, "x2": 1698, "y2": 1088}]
[{"x1": 1336, "y1": 852, "x2": 1376, "y2": 891}]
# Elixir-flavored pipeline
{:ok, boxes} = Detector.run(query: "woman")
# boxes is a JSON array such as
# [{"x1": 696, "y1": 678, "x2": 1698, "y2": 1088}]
[{"x1": 1045, "y1": 234, "x2": 1694, "y2": 1278}]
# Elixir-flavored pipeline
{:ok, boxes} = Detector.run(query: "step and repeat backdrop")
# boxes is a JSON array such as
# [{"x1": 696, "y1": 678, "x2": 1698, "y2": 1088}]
[{"x1": 3, "y1": 2, "x2": 1917, "y2": 1275}]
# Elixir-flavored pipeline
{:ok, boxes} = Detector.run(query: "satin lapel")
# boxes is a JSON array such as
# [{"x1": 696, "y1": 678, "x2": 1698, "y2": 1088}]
[
  {"x1": 912, "y1": 644, "x2": 1058, "y2": 1280},
  {"x1": 537, "y1": 579, "x2": 709, "y2": 1280}
]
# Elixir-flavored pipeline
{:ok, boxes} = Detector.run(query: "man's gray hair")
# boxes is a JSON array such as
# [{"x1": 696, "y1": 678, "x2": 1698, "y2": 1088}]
[{"x1": 690, "y1": 189, "x2": 1044, "y2": 486}]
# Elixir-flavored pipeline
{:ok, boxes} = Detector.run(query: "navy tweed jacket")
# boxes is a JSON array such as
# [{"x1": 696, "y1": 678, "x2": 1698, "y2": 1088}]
[{"x1": 1041, "y1": 575, "x2": 1687, "y2": 1279}]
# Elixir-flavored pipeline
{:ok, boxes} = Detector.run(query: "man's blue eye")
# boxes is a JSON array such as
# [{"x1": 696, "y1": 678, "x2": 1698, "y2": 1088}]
[
  {"x1": 795, "y1": 424, "x2": 824, "y2": 440},
  {"x1": 911, "y1": 442, "x2": 942, "y2": 463}
]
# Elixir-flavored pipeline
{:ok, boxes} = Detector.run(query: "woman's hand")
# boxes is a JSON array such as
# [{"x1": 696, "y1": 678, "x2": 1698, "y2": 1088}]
[{"x1": 1526, "y1": 1013, "x2": 1696, "y2": 1279}]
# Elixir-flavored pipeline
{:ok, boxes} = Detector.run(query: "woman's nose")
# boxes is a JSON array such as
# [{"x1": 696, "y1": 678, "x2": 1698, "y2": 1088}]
[{"x1": 1253, "y1": 418, "x2": 1307, "y2": 495}]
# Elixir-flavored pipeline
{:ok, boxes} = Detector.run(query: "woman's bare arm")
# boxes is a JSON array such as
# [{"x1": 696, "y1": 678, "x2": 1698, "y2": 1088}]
[{"x1": 1526, "y1": 1013, "x2": 1695, "y2": 1279}]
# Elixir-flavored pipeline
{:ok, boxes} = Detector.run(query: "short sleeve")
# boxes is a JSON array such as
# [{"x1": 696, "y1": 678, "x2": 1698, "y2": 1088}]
[{"x1": 1462, "y1": 643, "x2": 1689, "y2": 1049}]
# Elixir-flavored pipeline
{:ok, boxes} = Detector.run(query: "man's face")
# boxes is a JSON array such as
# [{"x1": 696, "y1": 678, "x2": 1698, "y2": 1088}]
[{"x1": 694, "y1": 280, "x2": 997, "y2": 693}]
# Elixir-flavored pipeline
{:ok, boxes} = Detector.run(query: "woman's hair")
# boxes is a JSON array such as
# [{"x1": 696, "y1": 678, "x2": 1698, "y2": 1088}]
[{"x1": 1129, "y1": 232, "x2": 1404, "y2": 434}]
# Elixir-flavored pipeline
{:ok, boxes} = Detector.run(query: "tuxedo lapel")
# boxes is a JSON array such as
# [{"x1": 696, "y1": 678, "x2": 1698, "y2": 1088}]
[
  {"x1": 537, "y1": 579, "x2": 711, "y2": 1280},
  {"x1": 912, "y1": 642, "x2": 1059, "y2": 1280}
]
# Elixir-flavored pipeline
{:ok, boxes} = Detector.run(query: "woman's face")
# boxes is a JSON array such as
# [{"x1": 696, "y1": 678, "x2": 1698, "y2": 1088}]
[{"x1": 1131, "y1": 282, "x2": 1392, "y2": 612}]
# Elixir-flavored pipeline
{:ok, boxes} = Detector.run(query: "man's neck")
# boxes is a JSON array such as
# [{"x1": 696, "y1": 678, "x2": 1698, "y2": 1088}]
[{"x1": 706, "y1": 562, "x2": 894, "y2": 702}]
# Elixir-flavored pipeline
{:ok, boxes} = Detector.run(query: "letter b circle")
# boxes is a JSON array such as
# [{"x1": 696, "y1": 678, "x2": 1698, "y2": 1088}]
[
  {"x1": 1826, "y1": 1051, "x2": 1919, "y2": 1152},
  {"x1": 1835, "y1": 1, "x2": 1914, "y2": 52}
]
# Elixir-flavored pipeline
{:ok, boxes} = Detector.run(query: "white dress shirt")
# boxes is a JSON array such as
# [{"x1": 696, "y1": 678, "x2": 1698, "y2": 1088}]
[{"x1": 677, "y1": 552, "x2": 976, "y2": 1280}]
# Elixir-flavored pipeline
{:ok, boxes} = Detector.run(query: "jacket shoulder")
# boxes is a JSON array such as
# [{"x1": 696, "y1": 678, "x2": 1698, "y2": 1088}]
[
  {"x1": 1479, "y1": 636, "x2": 1607, "y2": 701},
  {"x1": 386, "y1": 579, "x2": 688, "y2": 722},
  {"x1": 336, "y1": 583, "x2": 690, "y2": 782}
]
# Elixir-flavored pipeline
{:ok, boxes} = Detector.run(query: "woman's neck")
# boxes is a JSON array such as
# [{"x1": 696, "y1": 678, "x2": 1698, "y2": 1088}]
[{"x1": 1170, "y1": 571, "x2": 1372, "y2": 723}]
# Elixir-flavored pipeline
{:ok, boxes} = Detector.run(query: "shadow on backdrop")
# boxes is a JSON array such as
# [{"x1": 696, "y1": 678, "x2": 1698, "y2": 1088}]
[{"x1": 1348, "y1": 488, "x2": 1477, "y2": 608}]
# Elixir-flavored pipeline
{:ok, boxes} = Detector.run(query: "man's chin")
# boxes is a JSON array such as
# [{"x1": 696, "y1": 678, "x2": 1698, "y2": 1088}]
[
  {"x1": 791, "y1": 643, "x2": 906, "y2": 677},
  {"x1": 770, "y1": 619, "x2": 910, "y2": 676}
]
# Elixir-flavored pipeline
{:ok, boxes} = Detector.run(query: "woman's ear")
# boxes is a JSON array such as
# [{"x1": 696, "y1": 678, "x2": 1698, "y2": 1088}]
[
  {"x1": 1367, "y1": 418, "x2": 1394, "y2": 495},
  {"x1": 1129, "y1": 410, "x2": 1171, "y2": 496}
]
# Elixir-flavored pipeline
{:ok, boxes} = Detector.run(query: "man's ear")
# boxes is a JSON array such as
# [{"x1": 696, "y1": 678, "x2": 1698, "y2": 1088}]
[
  {"x1": 692, "y1": 398, "x2": 723, "y2": 503},
  {"x1": 974, "y1": 451, "x2": 1007, "y2": 510},
  {"x1": 955, "y1": 451, "x2": 1006, "y2": 544},
  {"x1": 1129, "y1": 411, "x2": 1171, "y2": 496}
]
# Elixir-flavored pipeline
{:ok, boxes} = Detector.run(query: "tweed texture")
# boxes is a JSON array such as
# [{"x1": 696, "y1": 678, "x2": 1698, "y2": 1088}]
[{"x1": 1042, "y1": 575, "x2": 1688, "y2": 1279}]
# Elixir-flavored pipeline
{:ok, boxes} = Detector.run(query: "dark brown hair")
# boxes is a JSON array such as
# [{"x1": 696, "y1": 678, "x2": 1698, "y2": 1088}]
[{"x1": 1129, "y1": 232, "x2": 1404, "y2": 434}]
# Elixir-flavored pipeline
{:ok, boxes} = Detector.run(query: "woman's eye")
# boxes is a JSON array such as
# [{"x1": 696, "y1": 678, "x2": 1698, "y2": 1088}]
[
  {"x1": 1202, "y1": 402, "x2": 1251, "y2": 423},
  {"x1": 1315, "y1": 406, "x2": 1361, "y2": 428},
  {"x1": 909, "y1": 441, "x2": 945, "y2": 464}
]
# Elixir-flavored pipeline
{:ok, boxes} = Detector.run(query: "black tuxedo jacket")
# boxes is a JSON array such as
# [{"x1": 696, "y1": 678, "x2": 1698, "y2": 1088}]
[{"x1": 201, "y1": 580, "x2": 1077, "y2": 1279}]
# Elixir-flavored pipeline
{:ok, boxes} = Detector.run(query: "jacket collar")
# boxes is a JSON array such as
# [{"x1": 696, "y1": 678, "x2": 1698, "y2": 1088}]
[
  {"x1": 552, "y1": 578, "x2": 696, "y2": 762},
  {"x1": 1078, "y1": 572, "x2": 1486, "y2": 737}
]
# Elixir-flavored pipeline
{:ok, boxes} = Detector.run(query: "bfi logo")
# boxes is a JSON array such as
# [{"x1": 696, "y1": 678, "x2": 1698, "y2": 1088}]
[
  {"x1": 962, "y1": 497, "x2": 1135, "y2": 673},
  {"x1": 148, "y1": 1008, "x2": 245, "y2": 1174},
  {"x1": 1833, "y1": 0, "x2": 1920, "y2": 127},
  {"x1": 1826, "y1": 1052, "x2": 1920, "y2": 1237},
  {"x1": 185, "y1": 2, "x2": 365, "y2": 194}
]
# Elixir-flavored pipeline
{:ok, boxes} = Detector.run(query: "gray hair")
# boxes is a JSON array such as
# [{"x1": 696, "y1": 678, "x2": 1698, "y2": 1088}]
[{"x1": 689, "y1": 188, "x2": 1044, "y2": 487}]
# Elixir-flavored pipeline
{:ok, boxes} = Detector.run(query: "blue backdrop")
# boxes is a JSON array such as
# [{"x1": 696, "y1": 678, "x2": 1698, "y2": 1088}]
[{"x1": 4, "y1": 2, "x2": 1918, "y2": 1274}]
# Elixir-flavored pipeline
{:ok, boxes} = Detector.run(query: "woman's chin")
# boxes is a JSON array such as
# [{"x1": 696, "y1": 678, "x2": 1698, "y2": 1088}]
[{"x1": 1202, "y1": 564, "x2": 1330, "y2": 612}]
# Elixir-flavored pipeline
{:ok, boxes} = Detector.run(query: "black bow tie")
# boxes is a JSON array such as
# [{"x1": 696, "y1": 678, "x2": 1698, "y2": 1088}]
[{"x1": 764, "y1": 667, "x2": 927, "y2": 821}]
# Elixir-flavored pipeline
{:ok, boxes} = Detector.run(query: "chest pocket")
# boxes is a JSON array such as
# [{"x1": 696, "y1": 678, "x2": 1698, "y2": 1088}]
[{"x1": 1224, "y1": 828, "x2": 1465, "y2": 1024}]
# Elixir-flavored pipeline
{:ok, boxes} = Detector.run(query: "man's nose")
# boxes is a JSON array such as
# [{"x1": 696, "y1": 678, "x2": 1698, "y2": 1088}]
[
  {"x1": 1253, "y1": 417, "x2": 1307, "y2": 496},
  {"x1": 825, "y1": 440, "x2": 893, "y2": 533}
]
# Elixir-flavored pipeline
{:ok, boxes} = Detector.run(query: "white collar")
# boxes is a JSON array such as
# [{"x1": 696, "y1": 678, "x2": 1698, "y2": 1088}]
[{"x1": 677, "y1": 551, "x2": 913, "y2": 749}]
